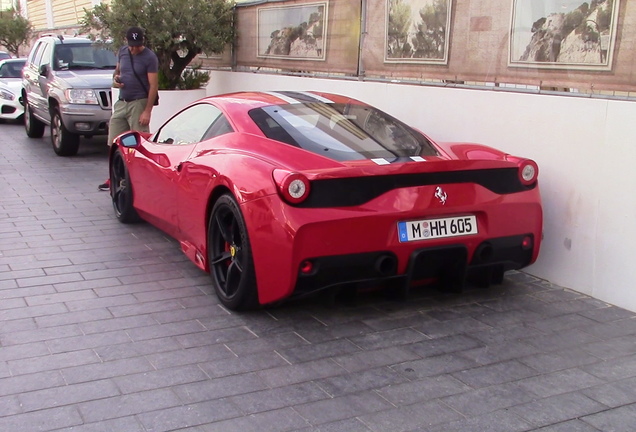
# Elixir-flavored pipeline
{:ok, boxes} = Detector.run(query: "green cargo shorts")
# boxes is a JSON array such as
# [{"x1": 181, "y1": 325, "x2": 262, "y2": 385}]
[{"x1": 107, "y1": 98, "x2": 150, "y2": 146}]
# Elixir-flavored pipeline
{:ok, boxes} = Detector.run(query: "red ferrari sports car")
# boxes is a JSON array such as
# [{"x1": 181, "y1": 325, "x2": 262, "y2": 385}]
[{"x1": 109, "y1": 91, "x2": 542, "y2": 310}]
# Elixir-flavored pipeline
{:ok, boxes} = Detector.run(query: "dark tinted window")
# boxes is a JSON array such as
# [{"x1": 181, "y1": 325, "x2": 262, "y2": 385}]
[
  {"x1": 0, "y1": 60, "x2": 26, "y2": 78},
  {"x1": 249, "y1": 102, "x2": 438, "y2": 161},
  {"x1": 53, "y1": 43, "x2": 117, "y2": 71}
]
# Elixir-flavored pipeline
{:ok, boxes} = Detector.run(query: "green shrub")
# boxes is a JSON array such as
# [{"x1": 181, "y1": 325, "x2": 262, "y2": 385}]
[{"x1": 178, "y1": 64, "x2": 211, "y2": 90}]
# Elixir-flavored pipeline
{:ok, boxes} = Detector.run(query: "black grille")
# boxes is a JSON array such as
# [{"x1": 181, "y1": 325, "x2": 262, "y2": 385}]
[
  {"x1": 97, "y1": 90, "x2": 112, "y2": 109},
  {"x1": 299, "y1": 168, "x2": 535, "y2": 208}
]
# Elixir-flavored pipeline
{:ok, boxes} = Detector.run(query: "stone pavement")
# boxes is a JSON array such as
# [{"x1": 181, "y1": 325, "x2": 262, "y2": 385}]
[{"x1": 2, "y1": 119, "x2": 636, "y2": 432}]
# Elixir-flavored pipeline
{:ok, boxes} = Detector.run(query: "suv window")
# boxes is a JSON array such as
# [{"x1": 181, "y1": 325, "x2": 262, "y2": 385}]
[
  {"x1": 53, "y1": 44, "x2": 116, "y2": 71},
  {"x1": 38, "y1": 43, "x2": 52, "y2": 70},
  {"x1": 29, "y1": 42, "x2": 46, "y2": 67}
]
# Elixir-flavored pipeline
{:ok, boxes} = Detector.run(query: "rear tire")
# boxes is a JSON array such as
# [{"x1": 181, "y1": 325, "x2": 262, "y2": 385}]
[
  {"x1": 24, "y1": 99, "x2": 45, "y2": 138},
  {"x1": 51, "y1": 108, "x2": 80, "y2": 156},
  {"x1": 208, "y1": 194, "x2": 259, "y2": 311}
]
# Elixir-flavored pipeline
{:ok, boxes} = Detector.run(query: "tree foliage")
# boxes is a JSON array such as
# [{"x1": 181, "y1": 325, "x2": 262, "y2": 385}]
[
  {"x1": 387, "y1": 0, "x2": 413, "y2": 58},
  {"x1": 563, "y1": 9, "x2": 584, "y2": 35},
  {"x1": 387, "y1": 0, "x2": 448, "y2": 60},
  {"x1": 81, "y1": 0, "x2": 235, "y2": 89},
  {"x1": 0, "y1": 6, "x2": 33, "y2": 57},
  {"x1": 413, "y1": 0, "x2": 447, "y2": 59}
]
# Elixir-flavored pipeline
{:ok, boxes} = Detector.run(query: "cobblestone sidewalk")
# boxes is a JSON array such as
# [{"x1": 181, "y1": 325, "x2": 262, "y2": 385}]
[{"x1": 2, "y1": 121, "x2": 636, "y2": 431}]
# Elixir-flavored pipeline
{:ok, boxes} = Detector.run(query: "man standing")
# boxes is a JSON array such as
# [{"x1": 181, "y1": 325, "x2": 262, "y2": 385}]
[{"x1": 99, "y1": 26, "x2": 159, "y2": 191}]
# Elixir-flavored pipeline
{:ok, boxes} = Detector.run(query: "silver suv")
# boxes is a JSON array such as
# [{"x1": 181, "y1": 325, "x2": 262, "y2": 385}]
[{"x1": 22, "y1": 35, "x2": 116, "y2": 156}]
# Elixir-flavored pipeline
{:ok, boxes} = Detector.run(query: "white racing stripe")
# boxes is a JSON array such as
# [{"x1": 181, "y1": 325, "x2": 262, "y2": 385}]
[
  {"x1": 294, "y1": 91, "x2": 334, "y2": 103},
  {"x1": 263, "y1": 91, "x2": 335, "y2": 104},
  {"x1": 263, "y1": 91, "x2": 300, "y2": 104}
]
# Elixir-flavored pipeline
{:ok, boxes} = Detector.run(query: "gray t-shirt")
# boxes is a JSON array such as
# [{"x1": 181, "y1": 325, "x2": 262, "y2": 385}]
[{"x1": 118, "y1": 46, "x2": 159, "y2": 101}]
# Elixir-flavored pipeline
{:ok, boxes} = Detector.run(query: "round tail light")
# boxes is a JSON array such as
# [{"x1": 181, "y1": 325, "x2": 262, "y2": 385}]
[
  {"x1": 273, "y1": 169, "x2": 311, "y2": 204},
  {"x1": 505, "y1": 155, "x2": 539, "y2": 186},
  {"x1": 520, "y1": 161, "x2": 536, "y2": 182},
  {"x1": 506, "y1": 156, "x2": 539, "y2": 186}
]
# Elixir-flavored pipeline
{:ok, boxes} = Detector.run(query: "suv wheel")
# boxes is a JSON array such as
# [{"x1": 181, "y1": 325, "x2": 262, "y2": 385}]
[
  {"x1": 51, "y1": 108, "x2": 80, "y2": 156},
  {"x1": 24, "y1": 99, "x2": 45, "y2": 138}
]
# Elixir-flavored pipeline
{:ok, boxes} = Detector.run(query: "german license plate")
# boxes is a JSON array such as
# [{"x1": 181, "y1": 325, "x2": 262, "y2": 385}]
[{"x1": 398, "y1": 215, "x2": 478, "y2": 242}]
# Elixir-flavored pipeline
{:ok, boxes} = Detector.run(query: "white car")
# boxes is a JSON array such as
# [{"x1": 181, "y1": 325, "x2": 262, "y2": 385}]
[{"x1": 0, "y1": 58, "x2": 26, "y2": 121}]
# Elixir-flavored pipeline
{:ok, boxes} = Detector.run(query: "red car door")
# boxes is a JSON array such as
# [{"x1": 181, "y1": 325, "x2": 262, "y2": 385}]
[
  {"x1": 129, "y1": 102, "x2": 229, "y2": 235},
  {"x1": 127, "y1": 141, "x2": 197, "y2": 237}
]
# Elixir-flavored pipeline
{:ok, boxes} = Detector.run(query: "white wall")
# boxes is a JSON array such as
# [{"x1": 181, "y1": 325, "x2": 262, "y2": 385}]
[{"x1": 206, "y1": 71, "x2": 636, "y2": 312}]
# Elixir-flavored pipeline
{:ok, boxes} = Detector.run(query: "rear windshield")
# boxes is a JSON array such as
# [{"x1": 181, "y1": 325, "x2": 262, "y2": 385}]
[
  {"x1": 249, "y1": 102, "x2": 438, "y2": 161},
  {"x1": 54, "y1": 43, "x2": 117, "y2": 71}
]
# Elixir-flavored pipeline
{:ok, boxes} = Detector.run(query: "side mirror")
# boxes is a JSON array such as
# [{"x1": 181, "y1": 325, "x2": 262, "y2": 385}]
[
  {"x1": 39, "y1": 64, "x2": 49, "y2": 76},
  {"x1": 119, "y1": 131, "x2": 140, "y2": 148}
]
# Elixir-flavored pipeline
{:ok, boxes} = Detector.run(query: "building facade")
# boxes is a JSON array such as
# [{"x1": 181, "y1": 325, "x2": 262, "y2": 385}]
[{"x1": 20, "y1": 0, "x2": 101, "y2": 30}]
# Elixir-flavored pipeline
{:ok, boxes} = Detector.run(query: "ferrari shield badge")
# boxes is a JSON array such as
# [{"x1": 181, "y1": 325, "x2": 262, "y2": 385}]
[{"x1": 434, "y1": 186, "x2": 447, "y2": 205}]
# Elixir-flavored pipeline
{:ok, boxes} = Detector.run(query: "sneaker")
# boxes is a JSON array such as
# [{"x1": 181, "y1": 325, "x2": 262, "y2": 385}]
[{"x1": 98, "y1": 178, "x2": 110, "y2": 191}]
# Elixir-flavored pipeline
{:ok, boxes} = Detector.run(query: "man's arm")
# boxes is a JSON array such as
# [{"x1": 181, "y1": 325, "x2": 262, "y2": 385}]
[
  {"x1": 112, "y1": 62, "x2": 122, "y2": 88},
  {"x1": 138, "y1": 71, "x2": 158, "y2": 127},
  {"x1": 145, "y1": 71, "x2": 159, "y2": 109}
]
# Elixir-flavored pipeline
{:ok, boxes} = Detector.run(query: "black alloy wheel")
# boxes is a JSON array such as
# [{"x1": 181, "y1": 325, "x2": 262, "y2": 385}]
[
  {"x1": 111, "y1": 148, "x2": 141, "y2": 223},
  {"x1": 208, "y1": 194, "x2": 258, "y2": 310}
]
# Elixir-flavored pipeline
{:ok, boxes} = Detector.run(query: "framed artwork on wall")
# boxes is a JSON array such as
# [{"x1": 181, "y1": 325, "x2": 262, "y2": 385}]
[
  {"x1": 509, "y1": 0, "x2": 620, "y2": 70},
  {"x1": 384, "y1": 0, "x2": 452, "y2": 64},
  {"x1": 257, "y1": 2, "x2": 328, "y2": 60}
]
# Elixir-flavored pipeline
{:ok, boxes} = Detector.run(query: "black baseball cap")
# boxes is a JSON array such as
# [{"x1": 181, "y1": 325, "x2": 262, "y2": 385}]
[{"x1": 126, "y1": 26, "x2": 144, "y2": 46}]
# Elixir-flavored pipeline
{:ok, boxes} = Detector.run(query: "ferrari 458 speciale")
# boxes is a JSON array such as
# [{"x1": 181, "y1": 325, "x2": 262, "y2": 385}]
[{"x1": 108, "y1": 91, "x2": 542, "y2": 310}]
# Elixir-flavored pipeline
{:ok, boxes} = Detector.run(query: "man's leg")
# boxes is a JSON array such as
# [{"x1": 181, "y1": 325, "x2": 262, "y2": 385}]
[
  {"x1": 107, "y1": 99, "x2": 131, "y2": 146},
  {"x1": 127, "y1": 99, "x2": 150, "y2": 133},
  {"x1": 99, "y1": 100, "x2": 130, "y2": 191}
]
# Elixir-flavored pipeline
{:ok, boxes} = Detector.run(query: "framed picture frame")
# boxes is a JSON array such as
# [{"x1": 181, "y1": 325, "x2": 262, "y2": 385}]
[
  {"x1": 509, "y1": 0, "x2": 621, "y2": 70},
  {"x1": 257, "y1": 2, "x2": 328, "y2": 61},
  {"x1": 384, "y1": 0, "x2": 452, "y2": 64}
]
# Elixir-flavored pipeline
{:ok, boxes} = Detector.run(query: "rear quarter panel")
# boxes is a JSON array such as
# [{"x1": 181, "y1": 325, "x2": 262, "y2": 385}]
[{"x1": 176, "y1": 134, "x2": 284, "y2": 262}]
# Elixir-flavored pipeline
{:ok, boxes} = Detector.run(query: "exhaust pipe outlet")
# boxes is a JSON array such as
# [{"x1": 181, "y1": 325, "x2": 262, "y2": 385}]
[
  {"x1": 375, "y1": 254, "x2": 397, "y2": 277},
  {"x1": 475, "y1": 243, "x2": 494, "y2": 263}
]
